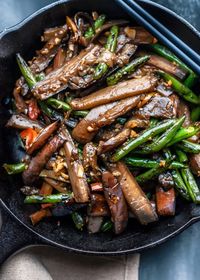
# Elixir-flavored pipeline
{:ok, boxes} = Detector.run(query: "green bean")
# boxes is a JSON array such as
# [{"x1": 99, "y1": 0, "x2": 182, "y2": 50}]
[
  {"x1": 35, "y1": 72, "x2": 45, "y2": 82},
  {"x1": 24, "y1": 193, "x2": 73, "y2": 204},
  {"x1": 184, "y1": 72, "x2": 198, "y2": 88},
  {"x1": 101, "y1": 220, "x2": 113, "y2": 232},
  {"x1": 72, "y1": 110, "x2": 89, "y2": 117},
  {"x1": 3, "y1": 163, "x2": 27, "y2": 175},
  {"x1": 171, "y1": 169, "x2": 190, "y2": 201},
  {"x1": 167, "y1": 125, "x2": 200, "y2": 146},
  {"x1": 177, "y1": 140, "x2": 200, "y2": 154},
  {"x1": 16, "y1": 53, "x2": 37, "y2": 88},
  {"x1": 105, "y1": 25, "x2": 119, "y2": 52},
  {"x1": 136, "y1": 158, "x2": 172, "y2": 184},
  {"x1": 125, "y1": 157, "x2": 185, "y2": 169},
  {"x1": 158, "y1": 71, "x2": 199, "y2": 104},
  {"x1": 38, "y1": 101, "x2": 54, "y2": 118},
  {"x1": 191, "y1": 107, "x2": 200, "y2": 122},
  {"x1": 149, "y1": 118, "x2": 159, "y2": 127},
  {"x1": 107, "y1": 56, "x2": 150, "y2": 86},
  {"x1": 111, "y1": 119, "x2": 176, "y2": 162},
  {"x1": 84, "y1": 14, "x2": 106, "y2": 39},
  {"x1": 181, "y1": 167, "x2": 200, "y2": 203},
  {"x1": 175, "y1": 149, "x2": 188, "y2": 163},
  {"x1": 139, "y1": 116, "x2": 185, "y2": 154},
  {"x1": 71, "y1": 212, "x2": 84, "y2": 230},
  {"x1": 94, "y1": 62, "x2": 108, "y2": 80},
  {"x1": 46, "y1": 98, "x2": 71, "y2": 111},
  {"x1": 94, "y1": 26, "x2": 119, "y2": 80}
]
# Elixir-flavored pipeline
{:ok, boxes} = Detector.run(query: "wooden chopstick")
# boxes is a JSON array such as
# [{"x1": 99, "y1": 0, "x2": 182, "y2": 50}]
[{"x1": 115, "y1": 0, "x2": 200, "y2": 75}]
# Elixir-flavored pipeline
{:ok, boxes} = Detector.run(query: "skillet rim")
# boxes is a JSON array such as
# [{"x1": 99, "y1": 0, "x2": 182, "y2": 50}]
[{"x1": 0, "y1": 0, "x2": 200, "y2": 255}]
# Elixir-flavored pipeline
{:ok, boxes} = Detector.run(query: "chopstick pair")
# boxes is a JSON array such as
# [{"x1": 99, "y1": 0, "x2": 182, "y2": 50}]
[{"x1": 115, "y1": 0, "x2": 200, "y2": 75}]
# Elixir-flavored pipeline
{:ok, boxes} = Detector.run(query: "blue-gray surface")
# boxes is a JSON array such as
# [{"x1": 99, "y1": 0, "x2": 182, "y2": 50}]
[{"x1": 0, "y1": 0, "x2": 200, "y2": 280}]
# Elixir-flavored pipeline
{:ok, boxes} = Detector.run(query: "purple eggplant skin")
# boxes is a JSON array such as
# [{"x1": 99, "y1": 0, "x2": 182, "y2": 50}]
[
  {"x1": 116, "y1": 161, "x2": 158, "y2": 225},
  {"x1": 27, "y1": 121, "x2": 59, "y2": 154},
  {"x1": 22, "y1": 126, "x2": 68, "y2": 185},
  {"x1": 70, "y1": 75, "x2": 158, "y2": 110},
  {"x1": 98, "y1": 128, "x2": 131, "y2": 154},
  {"x1": 63, "y1": 128, "x2": 90, "y2": 203},
  {"x1": 72, "y1": 95, "x2": 142, "y2": 144},
  {"x1": 6, "y1": 114, "x2": 44, "y2": 132},
  {"x1": 102, "y1": 170, "x2": 128, "y2": 234}
]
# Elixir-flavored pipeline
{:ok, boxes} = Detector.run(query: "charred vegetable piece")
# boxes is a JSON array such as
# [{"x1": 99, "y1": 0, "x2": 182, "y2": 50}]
[
  {"x1": 116, "y1": 162, "x2": 158, "y2": 225},
  {"x1": 171, "y1": 169, "x2": 190, "y2": 200},
  {"x1": 125, "y1": 157, "x2": 185, "y2": 169},
  {"x1": 30, "y1": 209, "x2": 51, "y2": 225},
  {"x1": 46, "y1": 98, "x2": 71, "y2": 111},
  {"x1": 27, "y1": 121, "x2": 59, "y2": 154},
  {"x1": 157, "y1": 71, "x2": 200, "y2": 104},
  {"x1": 189, "y1": 153, "x2": 200, "y2": 176},
  {"x1": 22, "y1": 127, "x2": 68, "y2": 185},
  {"x1": 98, "y1": 128, "x2": 131, "y2": 154},
  {"x1": 89, "y1": 193, "x2": 110, "y2": 217},
  {"x1": 112, "y1": 119, "x2": 176, "y2": 161},
  {"x1": 136, "y1": 157, "x2": 173, "y2": 184},
  {"x1": 72, "y1": 95, "x2": 141, "y2": 144},
  {"x1": 24, "y1": 193, "x2": 73, "y2": 204},
  {"x1": 40, "y1": 170, "x2": 68, "y2": 183},
  {"x1": 156, "y1": 186, "x2": 175, "y2": 216},
  {"x1": 64, "y1": 128, "x2": 89, "y2": 203},
  {"x1": 177, "y1": 140, "x2": 200, "y2": 154},
  {"x1": 102, "y1": 170, "x2": 128, "y2": 234},
  {"x1": 71, "y1": 212, "x2": 84, "y2": 230},
  {"x1": 44, "y1": 178, "x2": 68, "y2": 193},
  {"x1": 3, "y1": 163, "x2": 27, "y2": 175},
  {"x1": 124, "y1": 26, "x2": 156, "y2": 44},
  {"x1": 6, "y1": 114, "x2": 44, "y2": 131},
  {"x1": 139, "y1": 116, "x2": 185, "y2": 154},
  {"x1": 107, "y1": 56, "x2": 150, "y2": 86},
  {"x1": 16, "y1": 53, "x2": 37, "y2": 88},
  {"x1": 70, "y1": 75, "x2": 157, "y2": 110}
]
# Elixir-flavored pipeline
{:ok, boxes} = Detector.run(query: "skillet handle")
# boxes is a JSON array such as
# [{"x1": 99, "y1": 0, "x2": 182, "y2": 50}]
[{"x1": 0, "y1": 204, "x2": 43, "y2": 265}]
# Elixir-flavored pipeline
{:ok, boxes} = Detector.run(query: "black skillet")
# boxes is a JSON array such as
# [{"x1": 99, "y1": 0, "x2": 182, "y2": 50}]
[{"x1": 0, "y1": 0, "x2": 200, "y2": 265}]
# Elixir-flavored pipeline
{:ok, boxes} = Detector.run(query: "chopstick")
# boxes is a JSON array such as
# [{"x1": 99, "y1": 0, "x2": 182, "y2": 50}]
[{"x1": 115, "y1": 0, "x2": 200, "y2": 75}]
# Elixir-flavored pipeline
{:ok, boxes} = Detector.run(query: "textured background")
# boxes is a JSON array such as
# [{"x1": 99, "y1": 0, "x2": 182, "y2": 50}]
[{"x1": 0, "y1": 0, "x2": 200, "y2": 279}]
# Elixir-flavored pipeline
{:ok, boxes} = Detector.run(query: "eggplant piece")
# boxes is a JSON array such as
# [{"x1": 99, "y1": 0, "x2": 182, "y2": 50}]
[
  {"x1": 40, "y1": 169, "x2": 69, "y2": 183},
  {"x1": 148, "y1": 55, "x2": 187, "y2": 80},
  {"x1": 72, "y1": 101, "x2": 118, "y2": 143},
  {"x1": 83, "y1": 142, "x2": 100, "y2": 179},
  {"x1": 52, "y1": 203, "x2": 86, "y2": 217},
  {"x1": 70, "y1": 75, "x2": 157, "y2": 110},
  {"x1": 27, "y1": 121, "x2": 59, "y2": 154},
  {"x1": 116, "y1": 161, "x2": 158, "y2": 225},
  {"x1": 158, "y1": 172, "x2": 174, "y2": 190},
  {"x1": 102, "y1": 171, "x2": 128, "y2": 234},
  {"x1": 12, "y1": 80, "x2": 28, "y2": 113},
  {"x1": 98, "y1": 128, "x2": 131, "y2": 154},
  {"x1": 135, "y1": 94, "x2": 179, "y2": 119},
  {"x1": 44, "y1": 178, "x2": 68, "y2": 193},
  {"x1": 30, "y1": 209, "x2": 51, "y2": 225},
  {"x1": 87, "y1": 216, "x2": 104, "y2": 233},
  {"x1": 63, "y1": 128, "x2": 89, "y2": 203},
  {"x1": 22, "y1": 127, "x2": 68, "y2": 185},
  {"x1": 89, "y1": 193, "x2": 110, "y2": 217},
  {"x1": 42, "y1": 25, "x2": 67, "y2": 42},
  {"x1": 6, "y1": 114, "x2": 44, "y2": 132},
  {"x1": 72, "y1": 95, "x2": 142, "y2": 144},
  {"x1": 156, "y1": 186, "x2": 176, "y2": 216},
  {"x1": 32, "y1": 44, "x2": 102, "y2": 100},
  {"x1": 189, "y1": 153, "x2": 200, "y2": 176},
  {"x1": 125, "y1": 115, "x2": 149, "y2": 129},
  {"x1": 116, "y1": 43, "x2": 137, "y2": 66},
  {"x1": 124, "y1": 26, "x2": 157, "y2": 44},
  {"x1": 177, "y1": 100, "x2": 191, "y2": 127}
]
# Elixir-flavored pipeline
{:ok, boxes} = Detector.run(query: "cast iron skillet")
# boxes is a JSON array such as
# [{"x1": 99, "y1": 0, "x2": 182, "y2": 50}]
[{"x1": 0, "y1": 0, "x2": 200, "y2": 265}]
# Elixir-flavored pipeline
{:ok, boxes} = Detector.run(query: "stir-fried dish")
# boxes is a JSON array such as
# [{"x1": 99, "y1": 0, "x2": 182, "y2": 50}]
[{"x1": 3, "y1": 12, "x2": 200, "y2": 234}]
